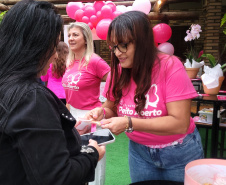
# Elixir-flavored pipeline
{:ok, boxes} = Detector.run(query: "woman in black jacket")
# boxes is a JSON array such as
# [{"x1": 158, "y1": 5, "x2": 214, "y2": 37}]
[{"x1": 0, "y1": 0, "x2": 105, "y2": 184}]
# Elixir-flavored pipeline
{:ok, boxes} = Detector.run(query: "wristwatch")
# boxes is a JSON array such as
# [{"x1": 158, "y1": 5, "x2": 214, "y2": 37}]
[{"x1": 124, "y1": 116, "x2": 134, "y2": 133}]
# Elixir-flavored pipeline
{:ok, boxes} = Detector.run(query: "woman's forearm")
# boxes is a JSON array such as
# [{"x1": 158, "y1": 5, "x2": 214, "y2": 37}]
[
  {"x1": 132, "y1": 115, "x2": 190, "y2": 135},
  {"x1": 102, "y1": 99, "x2": 117, "y2": 118}
]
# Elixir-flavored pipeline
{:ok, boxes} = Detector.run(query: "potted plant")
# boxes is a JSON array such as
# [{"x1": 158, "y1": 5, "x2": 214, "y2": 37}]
[
  {"x1": 184, "y1": 24, "x2": 204, "y2": 79},
  {"x1": 201, "y1": 54, "x2": 226, "y2": 95},
  {"x1": 200, "y1": 14, "x2": 226, "y2": 95}
]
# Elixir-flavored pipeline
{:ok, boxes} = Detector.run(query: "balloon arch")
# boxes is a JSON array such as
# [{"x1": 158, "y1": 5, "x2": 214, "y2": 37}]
[{"x1": 66, "y1": 0, "x2": 174, "y2": 55}]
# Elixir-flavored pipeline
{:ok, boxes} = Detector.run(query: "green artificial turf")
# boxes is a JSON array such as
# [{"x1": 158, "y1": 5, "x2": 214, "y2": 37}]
[{"x1": 105, "y1": 132, "x2": 131, "y2": 185}]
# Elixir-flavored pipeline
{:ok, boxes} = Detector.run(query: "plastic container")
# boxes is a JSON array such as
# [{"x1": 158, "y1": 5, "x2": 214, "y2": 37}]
[
  {"x1": 185, "y1": 159, "x2": 226, "y2": 185},
  {"x1": 198, "y1": 108, "x2": 213, "y2": 123}
]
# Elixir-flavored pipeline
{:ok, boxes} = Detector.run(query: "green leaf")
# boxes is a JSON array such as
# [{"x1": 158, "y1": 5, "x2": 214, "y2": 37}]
[
  {"x1": 0, "y1": 11, "x2": 7, "y2": 23},
  {"x1": 201, "y1": 54, "x2": 216, "y2": 67},
  {"x1": 222, "y1": 68, "x2": 226, "y2": 73},
  {"x1": 221, "y1": 13, "x2": 226, "y2": 27},
  {"x1": 221, "y1": 63, "x2": 226, "y2": 71},
  {"x1": 223, "y1": 29, "x2": 226, "y2": 35}
]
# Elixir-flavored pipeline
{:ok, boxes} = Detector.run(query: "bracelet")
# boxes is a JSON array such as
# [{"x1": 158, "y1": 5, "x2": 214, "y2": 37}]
[
  {"x1": 124, "y1": 115, "x2": 133, "y2": 133},
  {"x1": 102, "y1": 107, "x2": 106, "y2": 119},
  {"x1": 124, "y1": 115, "x2": 129, "y2": 130}
]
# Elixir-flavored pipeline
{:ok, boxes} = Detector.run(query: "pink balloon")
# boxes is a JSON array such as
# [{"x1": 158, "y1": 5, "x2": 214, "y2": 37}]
[
  {"x1": 106, "y1": 1, "x2": 116, "y2": 12},
  {"x1": 84, "y1": 6, "x2": 96, "y2": 18},
  {"x1": 153, "y1": 23, "x2": 172, "y2": 43},
  {"x1": 157, "y1": 42, "x2": 174, "y2": 55},
  {"x1": 82, "y1": 16, "x2": 89, "y2": 24},
  {"x1": 112, "y1": 10, "x2": 122, "y2": 19},
  {"x1": 88, "y1": 22, "x2": 94, "y2": 30},
  {"x1": 96, "y1": 11, "x2": 103, "y2": 22},
  {"x1": 66, "y1": 2, "x2": 84, "y2": 19},
  {"x1": 75, "y1": 9, "x2": 84, "y2": 22},
  {"x1": 96, "y1": 19, "x2": 112, "y2": 40},
  {"x1": 94, "y1": 1, "x2": 105, "y2": 12},
  {"x1": 132, "y1": 0, "x2": 151, "y2": 14},
  {"x1": 101, "y1": 5, "x2": 112, "y2": 19},
  {"x1": 90, "y1": 15, "x2": 98, "y2": 27}
]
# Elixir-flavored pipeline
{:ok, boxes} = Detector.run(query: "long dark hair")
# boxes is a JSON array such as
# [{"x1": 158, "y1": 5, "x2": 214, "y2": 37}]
[
  {"x1": 52, "y1": 41, "x2": 69, "y2": 78},
  {"x1": 106, "y1": 11, "x2": 158, "y2": 116},
  {"x1": 0, "y1": 0, "x2": 63, "y2": 111}
]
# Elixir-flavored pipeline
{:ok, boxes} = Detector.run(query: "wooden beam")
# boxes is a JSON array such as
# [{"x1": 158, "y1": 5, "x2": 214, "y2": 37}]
[
  {"x1": 0, "y1": 3, "x2": 9, "y2": 11},
  {"x1": 1, "y1": 0, "x2": 201, "y2": 5},
  {"x1": 148, "y1": 11, "x2": 199, "y2": 20}
]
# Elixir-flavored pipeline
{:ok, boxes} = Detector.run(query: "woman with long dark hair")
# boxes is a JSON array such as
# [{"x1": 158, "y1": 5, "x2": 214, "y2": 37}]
[
  {"x1": 41, "y1": 41, "x2": 69, "y2": 104},
  {"x1": 86, "y1": 11, "x2": 203, "y2": 183},
  {"x1": 0, "y1": 1, "x2": 105, "y2": 184}
]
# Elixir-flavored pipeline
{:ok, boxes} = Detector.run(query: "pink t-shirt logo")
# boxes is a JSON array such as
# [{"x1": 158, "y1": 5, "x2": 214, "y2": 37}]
[
  {"x1": 144, "y1": 84, "x2": 159, "y2": 109},
  {"x1": 62, "y1": 72, "x2": 81, "y2": 91}
]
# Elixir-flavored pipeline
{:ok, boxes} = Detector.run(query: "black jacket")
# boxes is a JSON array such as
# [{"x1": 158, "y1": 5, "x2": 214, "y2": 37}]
[{"x1": 0, "y1": 80, "x2": 99, "y2": 185}]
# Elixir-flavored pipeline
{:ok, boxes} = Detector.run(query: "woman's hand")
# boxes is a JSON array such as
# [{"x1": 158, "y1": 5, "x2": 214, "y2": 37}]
[
  {"x1": 75, "y1": 119, "x2": 91, "y2": 135},
  {"x1": 88, "y1": 139, "x2": 106, "y2": 161},
  {"x1": 76, "y1": 125, "x2": 91, "y2": 135},
  {"x1": 101, "y1": 117, "x2": 128, "y2": 135},
  {"x1": 66, "y1": 103, "x2": 70, "y2": 111},
  {"x1": 85, "y1": 107, "x2": 105, "y2": 121}
]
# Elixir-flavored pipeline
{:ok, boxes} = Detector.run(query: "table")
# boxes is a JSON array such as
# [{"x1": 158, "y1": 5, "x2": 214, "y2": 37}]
[{"x1": 192, "y1": 94, "x2": 226, "y2": 158}]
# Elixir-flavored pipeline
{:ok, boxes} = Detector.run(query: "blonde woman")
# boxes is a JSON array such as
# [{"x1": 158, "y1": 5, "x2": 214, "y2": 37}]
[{"x1": 62, "y1": 22, "x2": 110, "y2": 185}]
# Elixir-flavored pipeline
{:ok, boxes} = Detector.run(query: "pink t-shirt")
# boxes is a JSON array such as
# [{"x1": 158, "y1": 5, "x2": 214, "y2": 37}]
[
  {"x1": 41, "y1": 63, "x2": 66, "y2": 99},
  {"x1": 103, "y1": 54, "x2": 198, "y2": 148},
  {"x1": 62, "y1": 54, "x2": 110, "y2": 110}
]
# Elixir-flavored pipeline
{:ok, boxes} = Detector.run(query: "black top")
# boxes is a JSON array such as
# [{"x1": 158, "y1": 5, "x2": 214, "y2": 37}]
[{"x1": 0, "y1": 80, "x2": 99, "y2": 185}]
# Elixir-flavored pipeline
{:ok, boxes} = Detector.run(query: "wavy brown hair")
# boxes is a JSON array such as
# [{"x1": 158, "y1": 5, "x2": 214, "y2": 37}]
[
  {"x1": 52, "y1": 41, "x2": 69, "y2": 78},
  {"x1": 106, "y1": 11, "x2": 159, "y2": 116}
]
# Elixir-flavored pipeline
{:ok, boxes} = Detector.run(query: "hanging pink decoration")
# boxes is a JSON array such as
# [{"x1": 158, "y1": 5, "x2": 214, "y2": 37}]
[
  {"x1": 153, "y1": 23, "x2": 172, "y2": 43},
  {"x1": 96, "y1": 19, "x2": 112, "y2": 40},
  {"x1": 66, "y1": 2, "x2": 84, "y2": 19}
]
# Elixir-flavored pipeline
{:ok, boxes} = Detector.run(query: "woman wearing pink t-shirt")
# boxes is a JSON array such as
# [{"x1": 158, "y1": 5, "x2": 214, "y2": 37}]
[
  {"x1": 86, "y1": 11, "x2": 203, "y2": 183},
  {"x1": 62, "y1": 22, "x2": 110, "y2": 185},
  {"x1": 41, "y1": 41, "x2": 69, "y2": 104}
]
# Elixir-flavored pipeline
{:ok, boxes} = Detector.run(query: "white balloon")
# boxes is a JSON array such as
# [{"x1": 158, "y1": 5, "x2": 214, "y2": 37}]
[
  {"x1": 157, "y1": 42, "x2": 174, "y2": 55},
  {"x1": 126, "y1": 6, "x2": 133, "y2": 12},
  {"x1": 116, "y1": 5, "x2": 127, "y2": 13},
  {"x1": 132, "y1": 0, "x2": 151, "y2": 14}
]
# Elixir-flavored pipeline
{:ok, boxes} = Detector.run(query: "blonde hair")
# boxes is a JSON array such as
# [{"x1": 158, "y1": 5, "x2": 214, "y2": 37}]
[{"x1": 66, "y1": 22, "x2": 94, "y2": 68}]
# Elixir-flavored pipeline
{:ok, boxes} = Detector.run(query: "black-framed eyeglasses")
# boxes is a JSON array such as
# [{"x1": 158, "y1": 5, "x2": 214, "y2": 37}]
[{"x1": 109, "y1": 42, "x2": 131, "y2": 53}]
